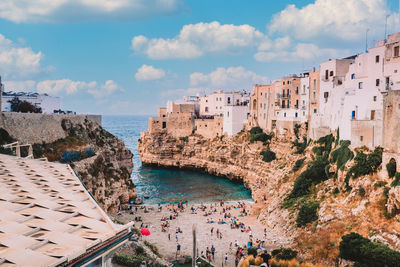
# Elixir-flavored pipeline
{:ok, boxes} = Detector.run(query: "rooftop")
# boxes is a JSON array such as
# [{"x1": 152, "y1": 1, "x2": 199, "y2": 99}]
[{"x1": 0, "y1": 154, "x2": 131, "y2": 266}]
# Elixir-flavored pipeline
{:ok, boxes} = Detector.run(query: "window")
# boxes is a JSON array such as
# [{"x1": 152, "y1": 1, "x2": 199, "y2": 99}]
[
  {"x1": 260, "y1": 104, "x2": 262, "y2": 108},
  {"x1": 296, "y1": 99, "x2": 299, "y2": 108},
  {"x1": 324, "y1": 92, "x2": 329, "y2": 98},
  {"x1": 296, "y1": 87, "x2": 299, "y2": 94},
  {"x1": 295, "y1": 112, "x2": 298, "y2": 118},
  {"x1": 325, "y1": 70, "x2": 329, "y2": 80},
  {"x1": 376, "y1": 79, "x2": 380, "y2": 86},
  {"x1": 284, "y1": 112, "x2": 286, "y2": 117},
  {"x1": 358, "y1": 82, "x2": 363, "y2": 89},
  {"x1": 360, "y1": 136, "x2": 364, "y2": 142},
  {"x1": 263, "y1": 113, "x2": 266, "y2": 119},
  {"x1": 376, "y1": 55, "x2": 380, "y2": 63},
  {"x1": 264, "y1": 104, "x2": 266, "y2": 110},
  {"x1": 283, "y1": 81, "x2": 285, "y2": 85},
  {"x1": 227, "y1": 112, "x2": 229, "y2": 117},
  {"x1": 351, "y1": 73, "x2": 355, "y2": 79},
  {"x1": 395, "y1": 46, "x2": 400, "y2": 57},
  {"x1": 313, "y1": 92, "x2": 316, "y2": 100},
  {"x1": 371, "y1": 110, "x2": 375, "y2": 120},
  {"x1": 205, "y1": 107, "x2": 209, "y2": 112},
  {"x1": 313, "y1": 79, "x2": 316, "y2": 89},
  {"x1": 282, "y1": 100, "x2": 285, "y2": 108},
  {"x1": 162, "y1": 122, "x2": 167, "y2": 128},
  {"x1": 330, "y1": 71, "x2": 334, "y2": 77},
  {"x1": 352, "y1": 110, "x2": 356, "y2": 120},
  {"x1": 227, "y1": 97, "x2": 231, "y2": 104},
  {"x1": 373, "y1": 96, "x2": 377, "y2": 102},
  {"x1": 287, "y1": 89, "x2": 290, "y2": 96},
  {"x1": 314, "y1": 109, "x2": 317, "y2": 113}
]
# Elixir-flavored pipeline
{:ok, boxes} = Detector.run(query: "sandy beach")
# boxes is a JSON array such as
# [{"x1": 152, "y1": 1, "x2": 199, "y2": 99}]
[{"x1": 117, "y1": 201, "x2": 285, "y2": 266}]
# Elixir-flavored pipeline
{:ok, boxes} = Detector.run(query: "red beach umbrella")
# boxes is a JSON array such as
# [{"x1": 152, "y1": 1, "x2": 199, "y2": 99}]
[{"x1": 141, "y1": 228, "x2": 150, "y2": 236}]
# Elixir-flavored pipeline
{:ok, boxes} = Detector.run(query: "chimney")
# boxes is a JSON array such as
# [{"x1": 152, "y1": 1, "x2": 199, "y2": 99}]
[{"x1": 312, "y1": 67, "x2": 316, "y2": 72}]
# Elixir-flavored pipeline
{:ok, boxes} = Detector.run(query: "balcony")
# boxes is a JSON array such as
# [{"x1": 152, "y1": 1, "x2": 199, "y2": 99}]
[{"x1": 310, "y1": 99, "x2": 317, "y2": 104}]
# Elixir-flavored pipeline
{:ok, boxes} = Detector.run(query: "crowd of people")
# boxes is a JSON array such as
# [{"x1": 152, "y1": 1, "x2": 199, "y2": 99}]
[{"x1": 120, "y1": 200, "x2": 272, "y2": 266}]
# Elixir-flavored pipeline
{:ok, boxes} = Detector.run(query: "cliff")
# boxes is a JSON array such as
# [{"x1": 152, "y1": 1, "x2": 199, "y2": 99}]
[
  {"x1": 138, "y1": 129, "x2": 400, "y2": 265},
  {"x1": 0, "y1": 113, "x2": 136, "y2": 214}
]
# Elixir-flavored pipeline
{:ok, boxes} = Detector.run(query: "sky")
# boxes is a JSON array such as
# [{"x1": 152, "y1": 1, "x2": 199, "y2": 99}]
[{"x1": 0, "y1": 0, "x2": 399, "y2": 115}]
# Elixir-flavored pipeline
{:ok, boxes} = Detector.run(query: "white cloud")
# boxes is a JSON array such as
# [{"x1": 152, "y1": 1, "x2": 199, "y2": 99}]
[
  {"x1": 36, "y1": 79, "x2": 97, "y2": 95},
  {"x1": 131, "y1": 21, "x2": 265, "y2": 59},
  {"x1": 269, "y1": 0, "x2": 396, "y2": 41},
  {"x1": 0, "y1": 34, "x2": 49, "y2": 79},
  {"x1": 254, "y1": 42, "x2": 348, "y2": 62},
  {"x1": 0, "y1": 0, "x2": 185, "y2": 23},
  {"x1": 135, "y1": 64, "x2": 166, "y2": 81},
  {"x1": 3, "y1": 80, "x2": 36, "y2": 91},
  {"x1": 190, "y1": 66, "x2": 268, "y2": 89},
  {"x1": 88, "y1": 80, "x2": 122, "y2": 98}
]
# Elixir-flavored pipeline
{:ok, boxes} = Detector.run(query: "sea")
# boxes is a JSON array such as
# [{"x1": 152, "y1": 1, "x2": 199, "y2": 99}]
[{"x1": 102, "y1": 115, "x2": 252, "y2": 205}]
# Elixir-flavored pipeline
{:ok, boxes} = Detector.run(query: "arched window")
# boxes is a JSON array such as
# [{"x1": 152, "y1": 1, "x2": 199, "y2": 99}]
[{"x1": 227, "y1": 97, "x2": 231, "y2": 104}]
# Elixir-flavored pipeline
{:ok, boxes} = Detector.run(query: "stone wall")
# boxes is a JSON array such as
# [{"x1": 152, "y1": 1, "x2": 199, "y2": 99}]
[
  {"x1": 350, "y1": 119, "x2": 382, "y2": 149},
  {"x1": 0, "y1": 112, "x2": 102, "y2": 144},
  {"x1": 194, "y1": 117, "x2": 223, "y2": 139},
  {"x1": 148, "y1": 113, "x2": 194, "y2": 138}
]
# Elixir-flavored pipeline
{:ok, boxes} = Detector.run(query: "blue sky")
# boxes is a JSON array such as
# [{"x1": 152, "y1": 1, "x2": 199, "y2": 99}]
[{"x1": 0, "y1": 0, "x2": 399, "y2": 115}]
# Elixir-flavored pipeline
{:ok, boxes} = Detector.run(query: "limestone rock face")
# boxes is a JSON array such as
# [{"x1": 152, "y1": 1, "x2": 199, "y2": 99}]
[
  {"x1": 65, "y1": 119, "x2": 136, "y2": 214},
  {"x1": 138, "y1": 130, "x2": 400, "y2": 264},
  {"x1": 388, "y1": 187, "x2": 400, "y2": 215}
]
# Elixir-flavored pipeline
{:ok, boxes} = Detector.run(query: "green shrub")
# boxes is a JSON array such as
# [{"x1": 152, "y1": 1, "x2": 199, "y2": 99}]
[
  {"x1": 292, "y1": 136, "x2": 309, "y2": 154},
  {"x1": 180, "y1": 136, "x2": 189, "y2": 142},
  {"x1": 136, "y1": 246, "x2": 145, "y2": 255},
  {"x1": 260, "y1": 149, "x2": 276, "y2": 162},
  {"x1": 345, "y1": 147, "x2": 383, "y2": 190},
  {"x1": 391, "y1": 172, "x2": 400, "y2": 187},
  {"x1": 339, "y1": 232, "x2": 400, "y2": 266},
  {"x1": 288, "y1": 156, "x2": 329, "y2": 199},
  {"x1": 292, "y1": 158, "x2": 305, "y2": 172},
  {"x1": 330, "y1": 140, "x2": 354, "y2": 172},
  {"x1": 358, "y1": 187, "x2": 365, "y2": 197},
  {"x1": 271, "y1": 248, "x2": 298, "y2": 260},
  {"x1": 296, "y1": 201, "x2": 319, "y2": 227},
  {"x1": 250, "y1": 127, "x2": 263, "y2": 135},
  {"x1": 250, "y1": 132, "x2": 273, "y2": 144},
  {"x1": 144, "y1": 241, "x2": 162, "y2": 258},
  {"x1": 333, "y1": 187, "x2": 340, "y2": 194},
  {"x1": 112, "y1": 254, "x2": 147, "y2": 267},
  {"x1": 313, "y1": 134, "x2": 335, "y2": 158},
  {"x1": 386, "y1": 161, "x2": 397, "y2": 178},
  {"x1": 294, "y1": 123, "x2": 301, "y2": 139}
]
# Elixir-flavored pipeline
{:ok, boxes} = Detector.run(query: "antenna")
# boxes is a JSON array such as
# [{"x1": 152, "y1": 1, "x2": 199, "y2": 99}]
[
  {"x1": 365, "y1": 28, "x2": 370, "y2": 53},
  {"x1": 385, "y1": 14, "x2": 390, "y2": 41}
]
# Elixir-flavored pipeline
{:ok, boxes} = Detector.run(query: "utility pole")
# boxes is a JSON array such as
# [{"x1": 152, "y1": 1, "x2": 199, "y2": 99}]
[
  {"x1": 365, "y1": 28, "x2": 370, "y2": 53},
  {"x1": 192, "y1": 224, "x2": 196, "y2": 267}
]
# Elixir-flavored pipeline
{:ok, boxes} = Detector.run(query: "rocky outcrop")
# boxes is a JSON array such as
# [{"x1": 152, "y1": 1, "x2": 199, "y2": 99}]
[
  {"x1": 59, "y1": 118, "x2": 136, "y2": 214},
  {"x1": 138, "y1": 130, "x2": 400, "y2": 265},
  {"x1": 2, "y1": 116, "x2": 136, "y2": 214}
]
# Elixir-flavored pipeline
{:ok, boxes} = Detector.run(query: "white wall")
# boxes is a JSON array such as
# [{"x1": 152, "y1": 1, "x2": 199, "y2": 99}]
[
  {"x1": 2, "y1": 94, "x2": 60, "y2": 114},
  {"x1": 223, "y1": 105, "x2": 249, "y2": 136}
]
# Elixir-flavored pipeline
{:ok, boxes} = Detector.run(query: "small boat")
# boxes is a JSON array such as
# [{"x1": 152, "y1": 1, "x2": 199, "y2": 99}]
[{"x1": 143, "y1": 195, "x2": 150, "y2": 199}]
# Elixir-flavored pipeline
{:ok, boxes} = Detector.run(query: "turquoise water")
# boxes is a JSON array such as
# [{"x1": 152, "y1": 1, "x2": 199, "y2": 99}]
[{"x1": 102, "y1": 115, "x2": 252, "y2": 204}]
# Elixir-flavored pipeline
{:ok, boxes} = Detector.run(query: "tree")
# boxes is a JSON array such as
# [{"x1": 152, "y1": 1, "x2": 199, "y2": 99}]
[{"x1": 8, "y1": 97, "x2": 42, "y2": 113}]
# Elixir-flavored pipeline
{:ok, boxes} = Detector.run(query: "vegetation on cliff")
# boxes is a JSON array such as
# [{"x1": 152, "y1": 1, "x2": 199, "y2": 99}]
[{"x1": 339, "y1": 232, "x2": 400, "y2": 266}]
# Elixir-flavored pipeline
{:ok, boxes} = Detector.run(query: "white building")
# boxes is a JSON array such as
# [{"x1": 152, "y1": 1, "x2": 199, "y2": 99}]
[
  {"x1": 167, "y1": 95, "x2": 199, "y2": 114},
  {"x1": 223, "y1": 104, "x2": 249, "y2": 136},
  {"x1": 2, "y1": 91, "x2": 61, "y2": 114},
  {"x1": 299, "y1": 73, "x2": 310, "y2": 123},
  {"x1": 199, "y1": 90, "x2": 250, "y2": 116}
]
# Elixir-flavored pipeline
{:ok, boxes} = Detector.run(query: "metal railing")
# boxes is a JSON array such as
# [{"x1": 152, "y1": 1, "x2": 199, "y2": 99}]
[{"x1": 2, "y1": 142, "x2": 34, "y2": 158}]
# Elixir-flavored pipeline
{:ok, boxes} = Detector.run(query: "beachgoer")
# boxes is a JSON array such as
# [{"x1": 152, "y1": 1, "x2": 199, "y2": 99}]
[
  {"x1": 224, "y1": 253, "x2": 228, "y2": 266},
  {"x1": 211, "y1": 245, "x2": 215, "y2": 260}
]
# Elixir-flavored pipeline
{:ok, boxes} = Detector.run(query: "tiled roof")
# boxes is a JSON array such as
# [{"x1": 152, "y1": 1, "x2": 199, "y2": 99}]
[{"x1": 0, "y1": 154, "x2": 131, "y2": 266}]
